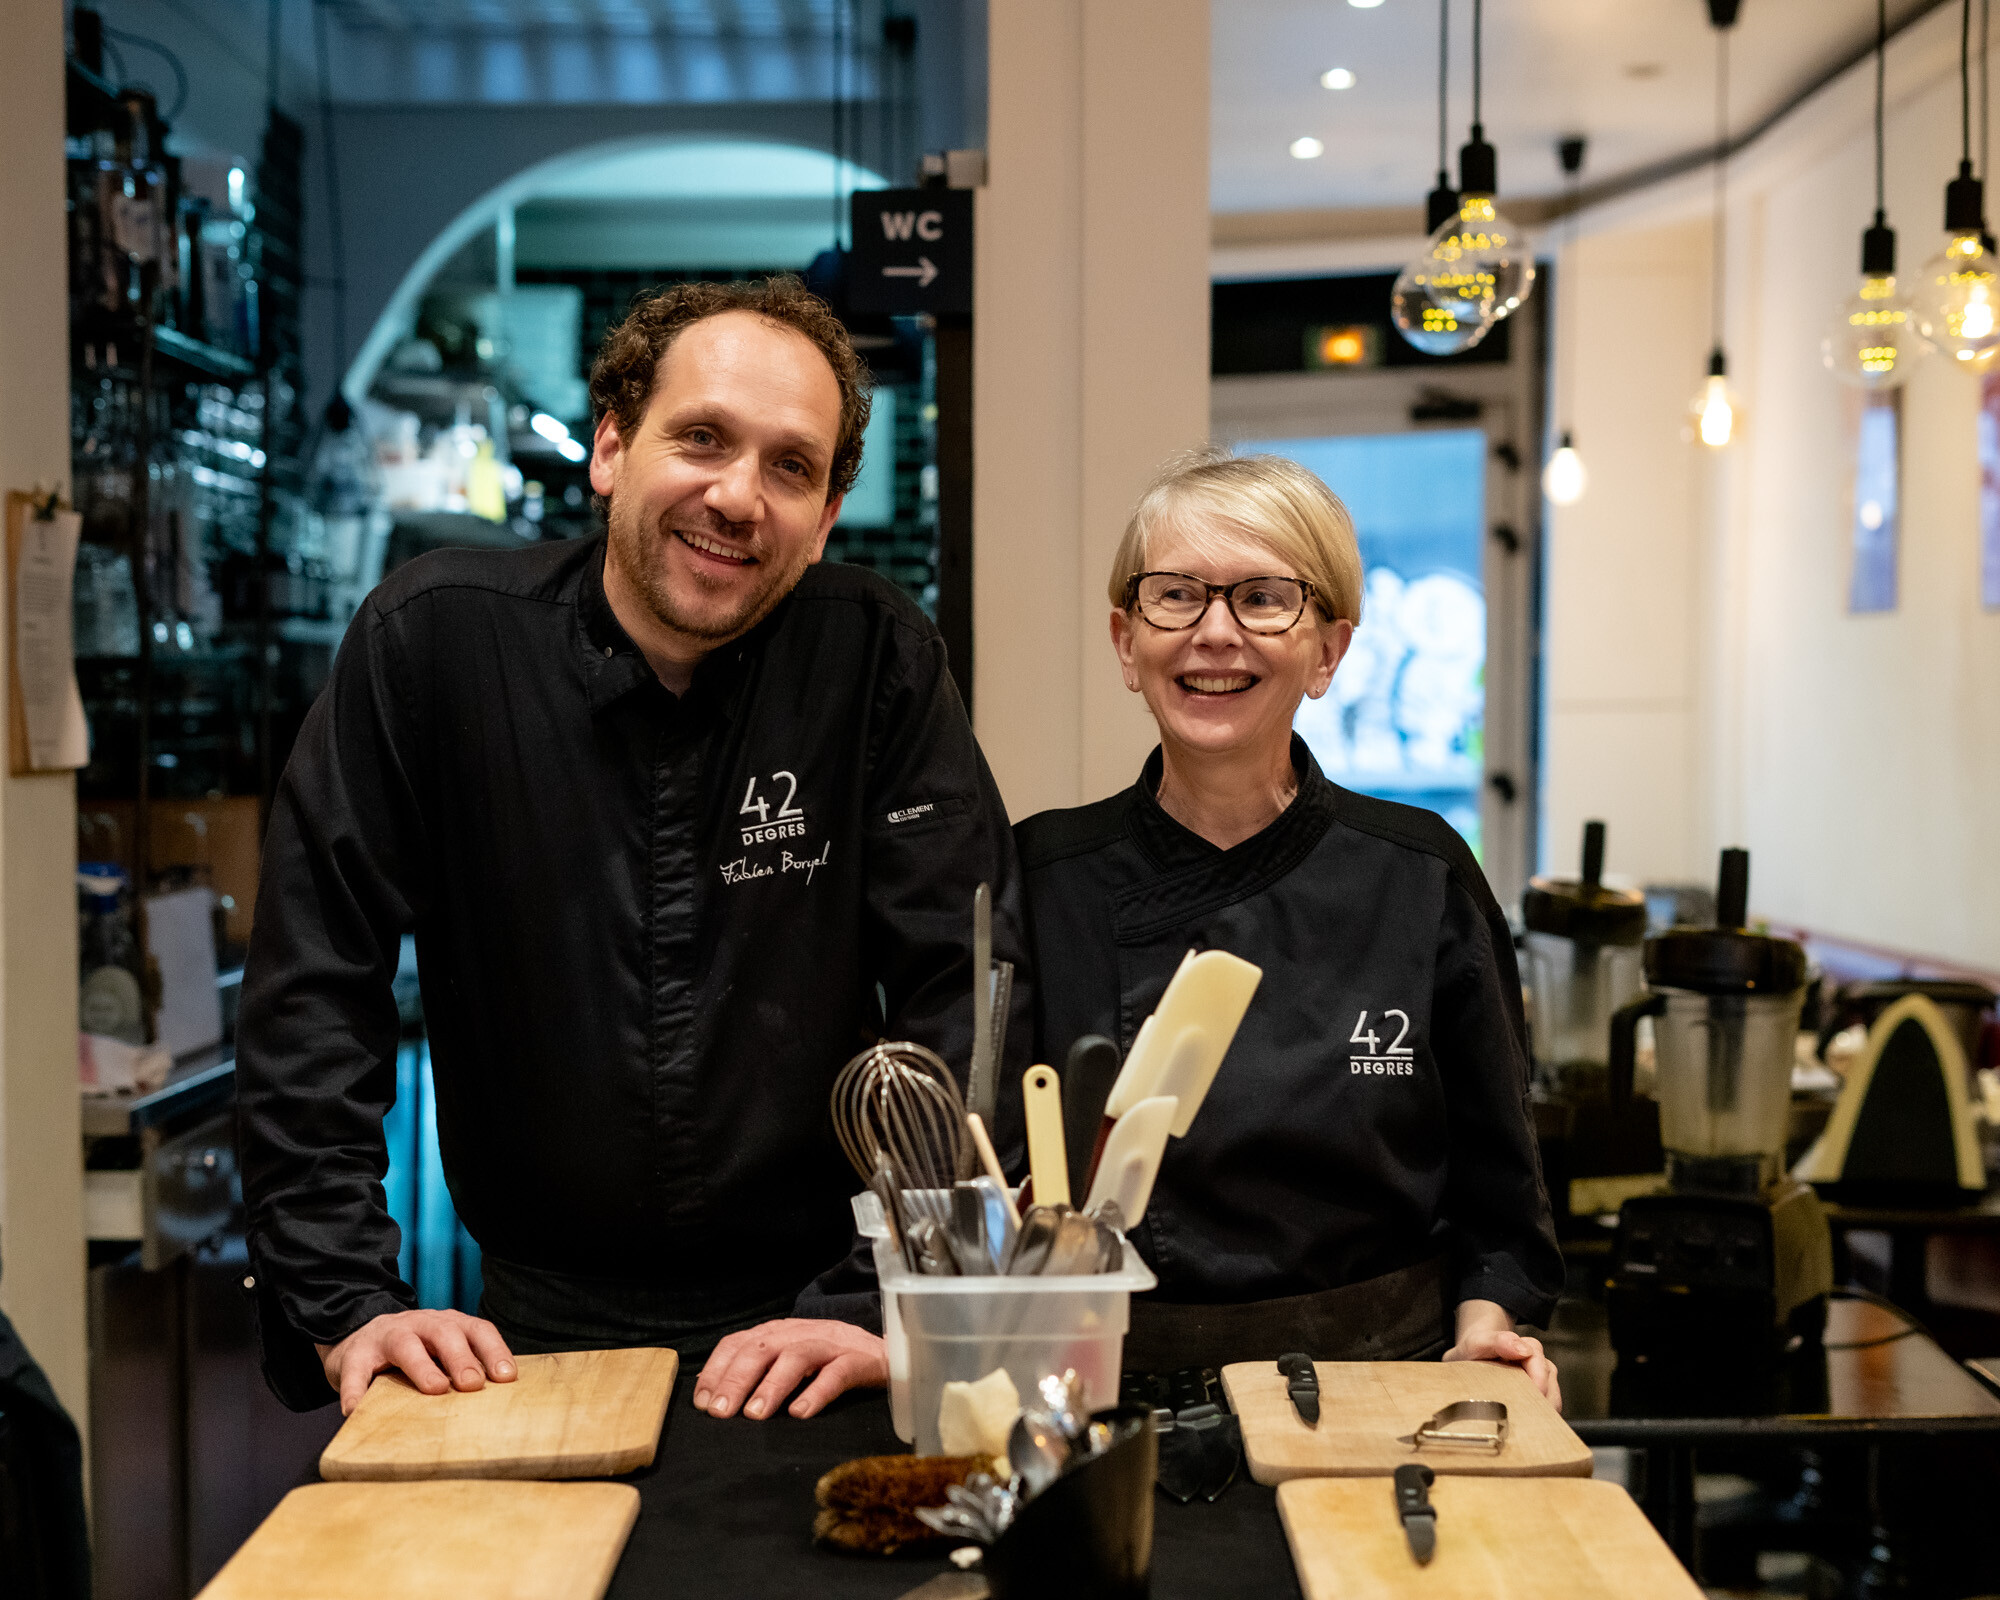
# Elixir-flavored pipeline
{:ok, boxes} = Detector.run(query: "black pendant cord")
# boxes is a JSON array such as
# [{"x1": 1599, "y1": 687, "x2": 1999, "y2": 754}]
[
  {"x1": 1712, "y1": 24, "x2": 1729, "y2": 355},
  {"x1": 1983, "y1": 0, "x2": 1991, "y2": 182},
  {"x1": 1877, "y1": 0, "x2": 1888, "y2": 218},
  {"x1": 1437, "y1": 0, "x2": 1450, "y2": 184},
  {"x1": 1963, "y1": 0, "x2": 1973, "y2": 167},
  {"x1": 1471, "y1": 0, "x2": 1483, "y2": 133}
]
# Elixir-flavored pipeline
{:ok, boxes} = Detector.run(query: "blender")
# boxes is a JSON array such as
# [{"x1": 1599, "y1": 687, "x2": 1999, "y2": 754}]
[
  {"x1": 1604, "y1": 848, "x2": 1833, "y2": 1362},
  {"x1": 1522, "y1": 822, "x2": 1660, "y2": 1196}
]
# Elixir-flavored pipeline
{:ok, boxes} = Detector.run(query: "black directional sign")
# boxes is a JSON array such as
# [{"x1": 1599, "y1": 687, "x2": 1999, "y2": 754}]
[{"x1": 848, "y1": 188, "x2": 973, "y2": 317}]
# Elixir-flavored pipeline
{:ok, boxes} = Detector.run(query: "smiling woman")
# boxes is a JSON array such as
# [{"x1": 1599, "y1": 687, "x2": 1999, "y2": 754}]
[{"x1": 1013, "y1": 447, "x2": 1564, "y2": 1399}]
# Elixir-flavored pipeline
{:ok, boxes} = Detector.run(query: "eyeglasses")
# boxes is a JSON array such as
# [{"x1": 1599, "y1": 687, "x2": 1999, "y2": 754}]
[{"x1": 1122, "y1": 571, "x2": 1322, "y2": 635}]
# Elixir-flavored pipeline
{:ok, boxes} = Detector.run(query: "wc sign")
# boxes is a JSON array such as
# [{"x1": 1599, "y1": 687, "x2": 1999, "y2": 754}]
[{"x1": 848, "y1": 188, "x2": 973, "y2": 316}]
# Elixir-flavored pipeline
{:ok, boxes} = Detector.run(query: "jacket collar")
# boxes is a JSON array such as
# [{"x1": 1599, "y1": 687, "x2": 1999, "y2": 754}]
[
  {"x1": 575, "y1": 536, "x2": 785, "y2": 717},
  {"x1": 1112, "y1": 734, "x2": 1339, "y2": 943}
]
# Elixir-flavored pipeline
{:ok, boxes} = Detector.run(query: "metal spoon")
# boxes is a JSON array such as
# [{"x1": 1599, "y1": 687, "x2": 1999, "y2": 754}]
[
  {"x1": 1008, "y1": 1409, "x2": 1070, "y2": 1497},
  {"x1": 1006, "y1": 1204, "x2": 1061, "y2": 1274}
]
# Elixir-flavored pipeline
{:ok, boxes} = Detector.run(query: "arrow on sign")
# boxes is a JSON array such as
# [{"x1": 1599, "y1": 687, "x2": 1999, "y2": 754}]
[{"x1": 881, "y1": 257, "x2": 939, "y2": 288}]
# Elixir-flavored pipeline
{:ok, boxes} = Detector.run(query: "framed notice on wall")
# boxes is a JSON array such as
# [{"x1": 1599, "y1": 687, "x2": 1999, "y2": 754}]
[
  {"x1": 1847, "y1": 391, "x2": 1899, "y2": 615},
  {"x1": 6, "y1": 490, "x2": 89, "y2": 773},
  {"x1": 1980, "y1": 371, "x2": 2000, "y2": 608}
]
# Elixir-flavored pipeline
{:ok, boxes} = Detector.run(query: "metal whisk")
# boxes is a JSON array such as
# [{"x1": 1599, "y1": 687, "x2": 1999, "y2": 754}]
[{"x1": 831, "y1": 1041, "x2": 972, "y2": 1238}]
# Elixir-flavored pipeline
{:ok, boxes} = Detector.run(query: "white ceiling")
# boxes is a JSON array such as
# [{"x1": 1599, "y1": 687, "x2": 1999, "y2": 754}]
[{"x1": 1211, "y1": 0, "x2": 1948, "y2": 214}]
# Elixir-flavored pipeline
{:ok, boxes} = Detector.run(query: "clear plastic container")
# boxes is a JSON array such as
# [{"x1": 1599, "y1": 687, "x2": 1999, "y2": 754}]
[{"x1": 853, "y1": 1191, "x2": 1157, "y2": 1455}]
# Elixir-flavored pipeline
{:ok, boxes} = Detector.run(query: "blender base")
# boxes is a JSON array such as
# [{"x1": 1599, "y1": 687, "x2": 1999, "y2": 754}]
[{"x1": 1606, "y1": 1179, "x2": 1834, "y2": 1364}]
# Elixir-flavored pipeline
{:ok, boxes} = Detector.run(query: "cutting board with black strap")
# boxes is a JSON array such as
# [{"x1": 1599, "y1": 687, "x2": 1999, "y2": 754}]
[
  {"x1": 319, "y1": 1346, "x2": 678, "y2": 1481},
  {"x1": 197, "y1": 1480, "x2": 641, "y2": 1600},
  {"x1": 1277, "y1": 1476, "x2": 1702, "y2": 1599},
  {"x1": 1220, "y1": 1360, "x2": 1592, "y2": 1484}
]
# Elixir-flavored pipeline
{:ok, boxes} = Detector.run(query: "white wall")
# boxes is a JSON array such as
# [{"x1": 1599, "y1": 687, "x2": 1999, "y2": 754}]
[
  {"x1": 0, "y1": 2, "x2": 87, "y2": 1426},
  {"x1": 1549, "y1": 3, "x2": 2000, "y2": 967},
  {"x1": 973, "y1": 0, "x2": 1211, "y2": 817},
  {"x1": 1543, "y1": 219, "x2": 1712, "y2": 889}
]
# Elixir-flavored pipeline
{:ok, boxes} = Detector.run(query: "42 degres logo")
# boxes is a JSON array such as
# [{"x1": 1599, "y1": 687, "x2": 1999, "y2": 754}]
[{"x1": 1346, "y1": 1009, "x2": 1416, "y2": 1076}]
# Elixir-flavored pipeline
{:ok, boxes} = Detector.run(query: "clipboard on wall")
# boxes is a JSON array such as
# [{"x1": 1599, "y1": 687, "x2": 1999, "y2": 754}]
[{"x1": 7, "y1": 488, "x2": 90, "y2": 775}]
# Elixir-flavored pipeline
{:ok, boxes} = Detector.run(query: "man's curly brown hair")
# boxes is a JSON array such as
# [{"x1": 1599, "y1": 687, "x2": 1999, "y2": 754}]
[{"x1": 587, "y1": 276, "x2": 872, "y2": 499}]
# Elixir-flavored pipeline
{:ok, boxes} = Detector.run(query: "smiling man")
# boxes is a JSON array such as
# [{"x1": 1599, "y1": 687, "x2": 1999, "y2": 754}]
[{"x1": 237, "y1": 277, "x2": 1030, "y2": 1421}]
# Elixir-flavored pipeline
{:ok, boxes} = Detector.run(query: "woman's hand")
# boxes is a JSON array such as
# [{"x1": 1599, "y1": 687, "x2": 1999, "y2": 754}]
[{"x1": 1443, "y1": 1298, "x2": 1562, "y2": 1412}]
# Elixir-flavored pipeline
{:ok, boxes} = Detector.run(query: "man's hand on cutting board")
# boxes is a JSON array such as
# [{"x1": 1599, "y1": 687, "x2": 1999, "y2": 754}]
[
  {"x1": 1444, "y1": 1298, "x2": 1563, "y2": 1412},
  {"x1": 692, "y1": 1318, "x2": 888, "y2": 1421},
  {"x1": 316, "y1": 1309, "x2": 518, "y2": 1416}
]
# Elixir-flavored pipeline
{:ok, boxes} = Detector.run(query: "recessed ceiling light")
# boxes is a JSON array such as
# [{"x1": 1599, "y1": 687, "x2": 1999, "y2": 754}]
[
  {"x1": 1290, "y1": 136, "x2": 1326, "y2": 160},
  {"x1": 1348, "y1": 0, "x2": 1386, "y2": 8},
  {"x1": 1321, "y1": 67, "x2": 1356, "y2": 90}
]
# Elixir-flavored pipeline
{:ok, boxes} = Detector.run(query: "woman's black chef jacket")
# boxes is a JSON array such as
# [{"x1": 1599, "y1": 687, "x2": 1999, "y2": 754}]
[
  {"x1": 237, "y1": 538, "x2": 1030, "y2": 1406},
  {"x1": 1016, "y1": 739, "x2": 1562, "y2": 1327}
]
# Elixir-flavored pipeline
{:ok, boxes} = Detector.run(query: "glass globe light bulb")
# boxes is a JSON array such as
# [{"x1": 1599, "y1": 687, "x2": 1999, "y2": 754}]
[
  {"x1": 1912, "y1": 230, "x2": 2000, "y2": 363},
  {"x1": 1690, "y1": 372, "x2": 1738, "y2": 448},
  {"x1": 1389, "y1": 261, "x2": 1492, "y2": 355},
  {"x1": 1823, "y1": 272, "x2": 1921, "y2": 389},
  {"x1": 1415, "y1": 193, "x2": 1537, "y2": 327},
  {"x1": 1542, "y1": 433, "x2": 1586, "y2": 505}
]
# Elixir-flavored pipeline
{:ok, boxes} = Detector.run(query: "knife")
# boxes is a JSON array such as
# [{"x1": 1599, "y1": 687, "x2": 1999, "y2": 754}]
[
  {"x1": 1394, "y1": 1463, "x2": 1437, "y2": 1565},
  {"x1": 1275, "y1": 1352, "x2": 1319, "y2": 1427},
  {"x1": 969, "y1": 884, "x2": 995, "y2": 1128}
]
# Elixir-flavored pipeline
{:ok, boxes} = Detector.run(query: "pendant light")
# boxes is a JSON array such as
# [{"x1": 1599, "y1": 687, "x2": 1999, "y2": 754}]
[
  {"x1": 1543, "y1": 136, "x2": 1588, "y2": 505},
  {"x1": 1912, "y1": 0, "x2": 2000, "y2": 363},
  {"x1": 1391, "y1": 0, "x2": 1492, "y2": 355},
  {"x1": 1403, "y1": 0, "x2": 1536, "y2": 331},
  {"x1": 1824, "y1": 0, "x2": 1921, "y2": 388},
  {"x1": 1690, "y1": 0, "x2": 1742, "y2": 449}
]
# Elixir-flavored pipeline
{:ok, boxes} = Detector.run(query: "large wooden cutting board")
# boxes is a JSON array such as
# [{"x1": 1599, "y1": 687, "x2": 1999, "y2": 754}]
[
  {"x1": 197, "y1": 1480, "x2": 641, "y2": 1600},
  {"x1": 1220, "y1": 1360, "x2": 1592, "y2": 1485},
  {"x1": 320, "y1": 1346, "x2": 678, "y2": 1481},
  {"x1": 1277, "y1": 1476, "x2": 1702, "y2": 1600}
]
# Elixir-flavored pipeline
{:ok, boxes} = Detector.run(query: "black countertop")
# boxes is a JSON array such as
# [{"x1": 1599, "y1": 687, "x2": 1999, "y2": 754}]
[{"x1": 603, "y1": 1389, "x2": 1300, "y2": 1600}]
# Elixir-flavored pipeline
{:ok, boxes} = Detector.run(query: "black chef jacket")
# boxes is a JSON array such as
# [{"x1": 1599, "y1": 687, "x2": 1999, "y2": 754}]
[
  {"x1": 1016, "y1": 739, "x2": 1561, "y2": 1326},
  {"x1": 238, "y1": 537, "x2": 1030, "y2": 1407}
]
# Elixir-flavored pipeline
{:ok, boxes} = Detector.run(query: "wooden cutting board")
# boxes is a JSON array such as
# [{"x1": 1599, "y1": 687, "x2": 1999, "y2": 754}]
[
  {"x1": 1220, "y1": 1360, "x2": 1592, "y2": 1485},
  {"x1": 197, "y1": 1480, "x2": 641, "y2": 1600},
  {"x1": 1277, "y1": 1476, "x2": 1702, "y2": 1600},
  {"x1": 320, "y1": 1346, "x2": 678, "y2": 1481}
]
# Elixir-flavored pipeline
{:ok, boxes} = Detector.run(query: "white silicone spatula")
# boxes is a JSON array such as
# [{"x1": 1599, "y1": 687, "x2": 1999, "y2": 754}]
[
  {"x1": 1102, "y1": 949, "x2": 1263, "y2": 1120},
  {"x1": 1082, "y1": 1095, "x2": 1177, "y2": 1226}
]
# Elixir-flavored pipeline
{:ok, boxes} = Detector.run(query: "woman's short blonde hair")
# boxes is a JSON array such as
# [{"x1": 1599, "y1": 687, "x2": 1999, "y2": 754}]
[{"x1": 1106, "y1": 447, "x2": 1364, "y2": 626}]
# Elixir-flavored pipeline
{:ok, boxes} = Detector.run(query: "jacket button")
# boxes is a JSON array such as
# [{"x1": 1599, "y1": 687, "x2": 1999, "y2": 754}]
[{"x1": 603, "y1": 647, "x2": 613, "y2": 658}]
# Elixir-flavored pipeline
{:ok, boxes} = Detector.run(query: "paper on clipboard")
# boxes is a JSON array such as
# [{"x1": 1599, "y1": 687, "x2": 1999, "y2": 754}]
[{"x1": 16, "y1": 509, "x2": 88, "y2": 770}]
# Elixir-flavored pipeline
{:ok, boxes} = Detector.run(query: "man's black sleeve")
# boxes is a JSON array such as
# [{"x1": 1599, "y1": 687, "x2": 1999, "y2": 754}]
[
  {"x1": 236, "y1": 595, "x2": 430, "y2": 1407},
  {"x1": 1431, "y1": 868, "x2": 1565, "y2": 1328},
  {"x1": 792, "y1": 629, "x2": 1033, "y2": 1327}
]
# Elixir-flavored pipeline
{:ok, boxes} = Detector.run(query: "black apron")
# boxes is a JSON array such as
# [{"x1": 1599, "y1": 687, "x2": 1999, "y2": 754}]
[{"x1": 1122, "y1": 1255, "x2": 1452, "y2": 1373}]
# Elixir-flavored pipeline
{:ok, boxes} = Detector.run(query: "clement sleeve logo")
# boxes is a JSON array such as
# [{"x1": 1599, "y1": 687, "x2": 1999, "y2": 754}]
[{"x1": 1347, "y1": 1008, "x2": 1417, "y2": 1075}]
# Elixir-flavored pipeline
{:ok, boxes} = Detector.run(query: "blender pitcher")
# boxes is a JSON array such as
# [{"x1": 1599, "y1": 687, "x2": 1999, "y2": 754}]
[
  {"x1": 1522, "y1": 820, "x2": 1647, "y2": 1098},
  {"x1": 1610, "y1": 848, "x2": 1808, "y2": 1195}
]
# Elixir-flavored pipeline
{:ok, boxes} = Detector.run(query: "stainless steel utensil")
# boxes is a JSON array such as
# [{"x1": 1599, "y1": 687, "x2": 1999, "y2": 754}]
[
  {"x1": 985, "y1": 959, "x2": 1014, "y2": 1119},
  {"x1": 1006, "y1": 1204, "x2": 1061, "y2": 1274},
  {"x1": 1041, "y1": 1208, "x2": 1101, "y2": 1275},
  {"x1": 831, "y1": 1040, "x2": 973, "y2": 1233},
  {"x1": 969, "y1": 884, "x2": 995, "y2": 1127},
  {"x1": 1008, "y1": 1410, "x2": 1070, "y2": 1497},
  {"x1": 966, "y1": 1174, "x2": 1018, "y2": 1269},
  {"x1": 949, "y1": 1182, "x2": 995, "y2": 1275}
]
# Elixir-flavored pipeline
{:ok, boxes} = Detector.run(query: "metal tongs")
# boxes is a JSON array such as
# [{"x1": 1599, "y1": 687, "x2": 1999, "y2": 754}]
[{"x1": 1407, "y1": 1399, "x2": 1509, "y2": 1454}]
